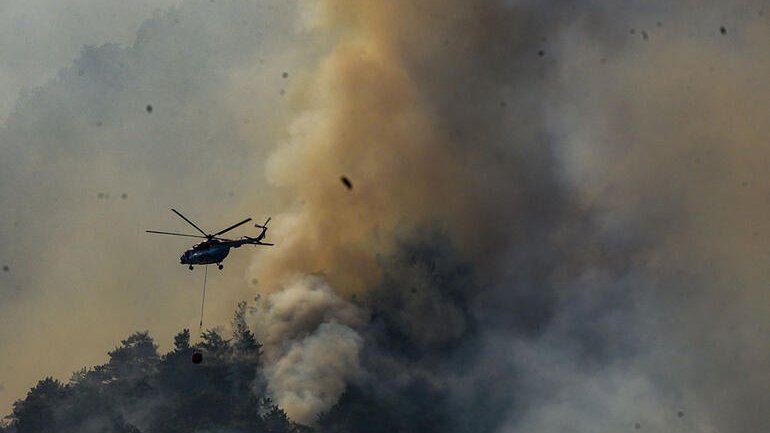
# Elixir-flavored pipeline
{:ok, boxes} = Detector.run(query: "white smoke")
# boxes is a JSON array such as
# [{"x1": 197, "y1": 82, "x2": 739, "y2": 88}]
[{"x1": 251, "y1": 275, "x2": 365, "y2": 423}]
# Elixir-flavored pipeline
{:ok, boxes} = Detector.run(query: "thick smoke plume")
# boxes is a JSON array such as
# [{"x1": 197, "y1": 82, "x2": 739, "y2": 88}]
[
  {"x1": 247, "y1": 0, "x2": 770, "y2": 431},
  {"x1": 0, "y1": 0, "x2": 768, "y2": 431}
]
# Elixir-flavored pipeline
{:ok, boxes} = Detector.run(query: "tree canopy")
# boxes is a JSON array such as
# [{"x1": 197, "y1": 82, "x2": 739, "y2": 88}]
[
  {"x1": 1, "y1": 306, "x2": 305, "y2": 433},
  {"x1": 1, "y1": 302, "x2": 462, "y2": 433}
]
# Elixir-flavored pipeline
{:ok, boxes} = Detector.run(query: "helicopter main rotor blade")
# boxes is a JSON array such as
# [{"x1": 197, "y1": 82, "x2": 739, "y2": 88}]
[
  {"x1": 213, "y1": 237, "x2": 237, "y2": 242},
  {"x1": 213, "y1": 217, "x2": 252, "y2": 237},
  {"x1": 146, "y1": 230, "x2": 208, "y2": 239},
  {"x1": 171, "y1": 209, "x2": 209, "y2": 237}
]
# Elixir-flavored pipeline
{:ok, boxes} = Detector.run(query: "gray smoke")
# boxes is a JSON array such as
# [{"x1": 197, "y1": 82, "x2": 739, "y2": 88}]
[
  {"x1": 265, "y1": 321, "x2": 364, "y2": 424},
  {"x1": 1, "y1": 0, "x2": 768, "y2": 432},
  {"x1": 246, "y1": 0, "x2": 770, "y2": 431}
]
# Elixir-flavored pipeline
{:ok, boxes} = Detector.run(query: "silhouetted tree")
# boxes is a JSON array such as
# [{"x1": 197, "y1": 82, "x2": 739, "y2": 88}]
[
  {"x1": 199, "y1": 328, "x2": 231, "y2": 359},
  {"x1": 233, "y1": 301, "x2": 261, "y2": 356},
  {"x1": 3, "y1": 305, "x2": 315, "y2": 433},
  {"x1": 104, "y1": 331, "x2": 159, "y2": 383},
  {"x1": 10, "y1": 378, "x2": 64, "y2": 433},
  {"x1": 173, "y1": 328, "x2": 191, "y2": 352}
]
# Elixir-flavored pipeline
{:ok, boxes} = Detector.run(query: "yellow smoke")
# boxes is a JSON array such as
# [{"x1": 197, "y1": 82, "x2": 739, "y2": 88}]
[{"x1": 252, "y1": 0, "x2": 531, "y2": 298}]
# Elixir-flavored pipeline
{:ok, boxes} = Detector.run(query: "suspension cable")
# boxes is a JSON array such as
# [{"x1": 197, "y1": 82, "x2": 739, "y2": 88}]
[{"x1": 198, "y1": 264, "x2": 208, "y2": 335}]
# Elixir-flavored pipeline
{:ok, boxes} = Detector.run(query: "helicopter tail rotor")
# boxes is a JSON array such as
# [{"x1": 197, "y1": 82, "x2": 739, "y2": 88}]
[{"x1": 255, "y1": 217, "x2": 271, "y2": 229}]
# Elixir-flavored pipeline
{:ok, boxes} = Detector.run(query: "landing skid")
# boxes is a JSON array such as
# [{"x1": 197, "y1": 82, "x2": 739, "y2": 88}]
[{"x1": 188, "y1": 264, "x2": 223, "y2": 270}]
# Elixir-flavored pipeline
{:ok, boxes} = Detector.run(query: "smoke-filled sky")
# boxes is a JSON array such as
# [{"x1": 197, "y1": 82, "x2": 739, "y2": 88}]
[{"x1": 1, "y1": 0, "x2": 769, "y2": 432}]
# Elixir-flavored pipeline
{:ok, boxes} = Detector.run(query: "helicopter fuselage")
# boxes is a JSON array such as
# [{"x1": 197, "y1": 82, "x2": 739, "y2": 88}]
[{"x1": 180, "y1": 242, "x2": 231, "y2": 265}]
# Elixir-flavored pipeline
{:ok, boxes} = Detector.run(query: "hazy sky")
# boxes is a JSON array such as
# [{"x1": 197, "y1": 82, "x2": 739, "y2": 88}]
[
  {"x1": 0, "y1": 0, "x2": 309, "y2": 414},
  {"x1": 1, "y1": 1, "x2": 769, "y2": 432},
  {"x1": 0, "y1": 0, "x2": 185, "y2": 121}
]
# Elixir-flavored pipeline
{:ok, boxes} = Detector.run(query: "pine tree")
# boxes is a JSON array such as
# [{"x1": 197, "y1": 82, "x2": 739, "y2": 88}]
[
  {"x1": 173, "y1": 328, "x2": 191, "y2": 352},
  {"x1": 232, "y1": 301, "x2": 261, "y2": 356},
  {"x1": 10, "y1": 378, "x2": 64, "y2": 433}
]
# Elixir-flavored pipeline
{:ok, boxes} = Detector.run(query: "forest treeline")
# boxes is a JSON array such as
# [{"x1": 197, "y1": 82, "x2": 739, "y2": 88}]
[
  {"x1": 0, "y1": 302, "x2": 431, "y2": 433},
  {"x1": 0, "y1": 302, "x2": 308, "y2": 433}
]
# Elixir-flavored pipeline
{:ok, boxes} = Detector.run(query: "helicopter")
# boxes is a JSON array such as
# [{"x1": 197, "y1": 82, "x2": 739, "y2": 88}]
[{"x1": 147, "y1": 209, "x2": 273, "y2": 270}]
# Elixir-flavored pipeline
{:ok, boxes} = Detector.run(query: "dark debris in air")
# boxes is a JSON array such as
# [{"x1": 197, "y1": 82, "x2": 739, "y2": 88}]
[{"x1": 341, "y1": 176, "x2": 353, "y2": 190}]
